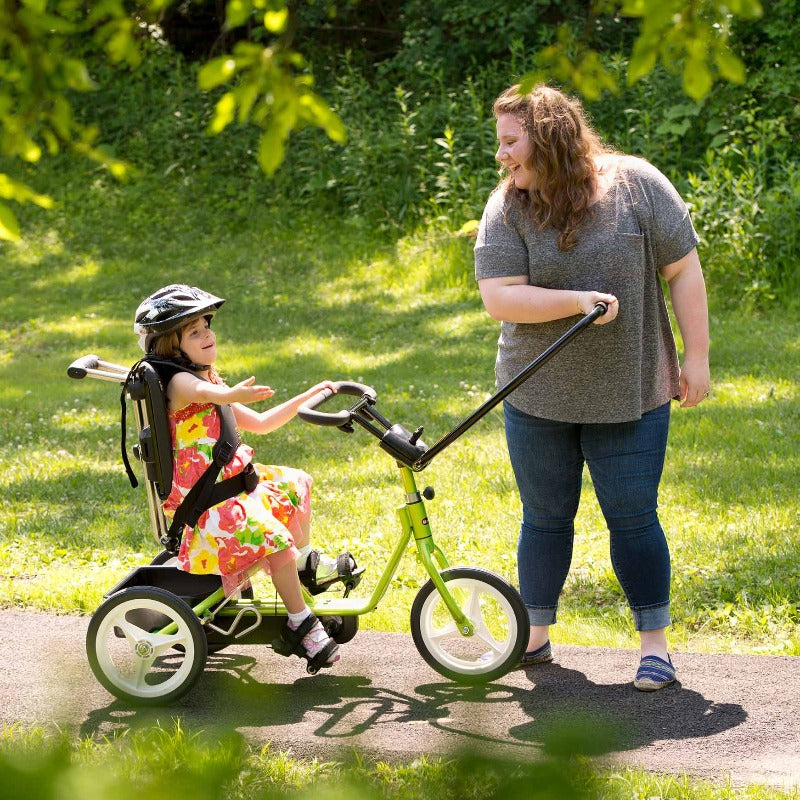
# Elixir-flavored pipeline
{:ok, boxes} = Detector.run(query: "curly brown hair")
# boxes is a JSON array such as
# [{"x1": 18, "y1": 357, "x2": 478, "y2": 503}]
[{"x1": 493, "y1": 84, "x2": 609, "y2": 251}]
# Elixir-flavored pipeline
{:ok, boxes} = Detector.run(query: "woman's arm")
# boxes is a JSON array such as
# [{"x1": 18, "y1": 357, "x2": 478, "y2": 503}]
[
  {"x1": 478, "y1": 275, "x2": 619, "y2": 325},
  {"x1": 660, "y1": 247, "x2": 710, "y2": 408},
  {"x1": 232, "y1": 381, "x2": 337, "y2": 435}
]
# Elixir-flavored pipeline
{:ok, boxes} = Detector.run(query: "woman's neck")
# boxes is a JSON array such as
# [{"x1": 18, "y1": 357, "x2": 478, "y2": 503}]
[{"x1": 589, "y1": 154, "x2": 619, "y2": 206}]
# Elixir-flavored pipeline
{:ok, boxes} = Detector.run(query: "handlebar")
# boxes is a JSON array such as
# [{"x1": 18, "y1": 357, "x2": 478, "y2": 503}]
[
  {"x1": 67, "y1": 354, "x2": 101, "y2": 379},
  {"x1": 67, "y1": 354, "x2": 130, "y2": 383},
  {"x1": 297, "y1": 381, "x2": 377, "y2": 426}
]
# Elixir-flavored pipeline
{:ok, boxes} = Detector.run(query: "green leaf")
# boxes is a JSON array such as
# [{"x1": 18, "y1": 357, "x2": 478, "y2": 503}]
[
  {"x1": 627, "y1": 35, "x2": 658, "y2": 84},
  {"x1": 457, "y1": 219, "x2": 479, "y2": 236},
  {"x1": 725, "y1": 0, "x2": 763, "y2": 18},
  {"x1": 225, "y1": 0, "x2": 252, "y2": 28},
  {"x1": 299, "y1": 93, "x2": 345, "y2": 143},
  {"x1": 62, "y1": 58, "x2": 96, "y2": 91},
  {"x1": 714, "y1": 48, "x2": 746, "y2": 84},
  {"x1": 0, "y1": 202, "x2": 20, "y2": 242},
  {"x1": 208, "y1": 92, "x2": 236, "y2": 135},
  {"x1": 198, "y1": 57, "x2": 237, "y2": 90},
  {"x1": 263, "y1": 7, "x2": 288, "y2": 33},
  {"x1": 683, "y1": 58, "x2": 713, "y2": 100},
  {"x1": 257, "y1": 124, "x2": 286, "y2": 175}
]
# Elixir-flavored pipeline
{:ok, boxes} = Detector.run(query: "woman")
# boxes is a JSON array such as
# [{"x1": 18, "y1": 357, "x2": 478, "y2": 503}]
[{"x1": 475, "y1": 85, "x2": 709, "y2": 691}]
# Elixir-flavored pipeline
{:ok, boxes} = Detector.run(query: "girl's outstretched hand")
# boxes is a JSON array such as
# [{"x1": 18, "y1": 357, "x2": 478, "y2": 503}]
[
  {"x1": 305, "y1": 380, "x2": 339, "y2": 397},
  {"x1": 229, "y1": 376, "x2": 275, "y2": 405}
]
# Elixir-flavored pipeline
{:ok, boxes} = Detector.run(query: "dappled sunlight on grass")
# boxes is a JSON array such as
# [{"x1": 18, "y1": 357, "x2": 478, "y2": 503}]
[{"x1": 1, "y1": 199, "x2": 798, "y2": 655}]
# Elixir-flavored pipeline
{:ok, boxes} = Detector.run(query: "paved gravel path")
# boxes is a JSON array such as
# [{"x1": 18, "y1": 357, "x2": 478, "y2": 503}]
[{"x1": 3, "y1": 610, "x2": 798, "y2": 788}]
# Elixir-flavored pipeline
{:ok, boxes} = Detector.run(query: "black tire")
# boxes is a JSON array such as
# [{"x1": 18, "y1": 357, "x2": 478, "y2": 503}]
[
  {"x1": 320, "y1": 614, "x2": 359, "y2": 644},
  {"x1": 410, "y1": 567, "x2": 527, "y2": 684},
  {"x1": 86, "y1": 587, "x2": 208, "y2": 704}
]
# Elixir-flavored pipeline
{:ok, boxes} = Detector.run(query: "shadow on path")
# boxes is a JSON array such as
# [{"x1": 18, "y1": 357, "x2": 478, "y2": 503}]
[{"x1": 77, "y1": 651, "x2": 746, "y2": 758}]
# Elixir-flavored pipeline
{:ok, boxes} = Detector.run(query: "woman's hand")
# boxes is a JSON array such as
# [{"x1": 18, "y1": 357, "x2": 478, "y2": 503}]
[
  {"x1": 677, "y1": 355, "x2": 710, "y2": 408},
  {"x1": 576, "y1": 291, "x2": 619, "y2": 325},
  {"x1": 227, "y1": 376, "x2": 275, "y2": 405}
]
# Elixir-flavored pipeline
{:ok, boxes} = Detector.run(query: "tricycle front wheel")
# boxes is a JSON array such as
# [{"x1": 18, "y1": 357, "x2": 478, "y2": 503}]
[{"x1": 410, "y1": 567, "x2": 527, "y2": 684}]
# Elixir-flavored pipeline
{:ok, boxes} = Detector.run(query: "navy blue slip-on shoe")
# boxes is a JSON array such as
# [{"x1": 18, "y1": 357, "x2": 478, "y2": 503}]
[{"x1": 634, "y1": 654, "x2": 676, "y2": 691}]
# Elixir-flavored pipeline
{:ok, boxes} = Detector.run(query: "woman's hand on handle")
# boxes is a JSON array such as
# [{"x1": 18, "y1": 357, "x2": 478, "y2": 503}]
[{"x1": 576, "y1": 291, "x2": 619, "y2": 325}]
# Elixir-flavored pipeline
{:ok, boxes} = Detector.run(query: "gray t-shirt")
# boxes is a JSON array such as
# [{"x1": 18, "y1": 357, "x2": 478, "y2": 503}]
[{"x1": 474, "y1": 156, "x2": 699, "y2": 423}]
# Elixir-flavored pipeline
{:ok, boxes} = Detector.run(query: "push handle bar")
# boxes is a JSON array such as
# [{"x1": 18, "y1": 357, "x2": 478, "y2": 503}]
[
  {"x1": 67, "y1": 354, "x2": 101, "y2": 379},
  {"x1": 298, "y1": 381, "x2": 377, "y2": 426},
  {"x1": 413, "y1": 303, "x2": 608, "y2": 469},
  {"x1": 67, "y1": 354, "x2": 130, "y2": 383}
]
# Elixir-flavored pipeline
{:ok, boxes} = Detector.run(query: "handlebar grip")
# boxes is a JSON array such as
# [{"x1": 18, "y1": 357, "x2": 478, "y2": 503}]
[
  {"x1": 593, "y1": 301, "x2": 608, "y2": 316},
  {"x1": 67, "y1": 354, "x2": 100, "y2": 379},
  {"x1": 297, "y1": 381, "x2": 377, "y2": 426}
]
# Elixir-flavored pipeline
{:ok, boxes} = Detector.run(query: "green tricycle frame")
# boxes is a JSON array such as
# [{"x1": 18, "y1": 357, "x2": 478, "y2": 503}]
[{"x1": 69, "y1": 303, "x2": 605, "y2": 705}]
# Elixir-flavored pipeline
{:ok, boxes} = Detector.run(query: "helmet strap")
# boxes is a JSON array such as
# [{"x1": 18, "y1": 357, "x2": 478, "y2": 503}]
[{"x1": 178, "y1": 350, "x2": 211, "y2": 372}]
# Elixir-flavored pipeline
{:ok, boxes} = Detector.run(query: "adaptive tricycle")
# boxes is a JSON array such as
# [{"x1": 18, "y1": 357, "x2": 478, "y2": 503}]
[{"x1": 68, "y1": 303, "x2": 606, "y2": 705}]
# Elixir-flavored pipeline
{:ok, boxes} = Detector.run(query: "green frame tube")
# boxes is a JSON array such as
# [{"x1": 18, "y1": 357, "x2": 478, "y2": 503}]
[{"x1": 159, "y1": 467, "x2": 474, "y2": 635}]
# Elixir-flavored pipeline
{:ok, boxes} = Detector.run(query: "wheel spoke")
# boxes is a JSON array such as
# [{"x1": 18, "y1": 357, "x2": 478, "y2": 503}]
[
  {"x1": 427, "y1": 618, "x2": 460, "y2": 643},
  {"x1": 465, "y1": 585, "x2": 484, "y2": 622},
  {"x1": 114, "y1": 617, "x2": 151, "y2": 645},
  {"x1": 133, "y1": 652, "x2": 157, "y2": 688},
  {"x1": 150, "y1": 631, "x2": 191, "y2": 656}
]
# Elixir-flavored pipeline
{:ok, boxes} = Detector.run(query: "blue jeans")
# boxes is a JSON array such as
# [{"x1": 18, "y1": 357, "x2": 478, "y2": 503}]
[{"x1": 504, "y1": 401, "x2": 672, "y2": 631}]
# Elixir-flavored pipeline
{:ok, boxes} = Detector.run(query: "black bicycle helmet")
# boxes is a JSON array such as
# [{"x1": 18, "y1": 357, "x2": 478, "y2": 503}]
[{"x1": 134, "y1": 284, "x2": 225, "y2": 353}]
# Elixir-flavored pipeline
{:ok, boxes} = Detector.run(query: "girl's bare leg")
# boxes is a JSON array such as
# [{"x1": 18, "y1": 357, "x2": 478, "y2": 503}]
[
  {"x1": 528, "y1": 624, "x2": 550, "y2": 651},
  {"x1": 270, "y1": 560, "x2": 305, "y2": 614}
]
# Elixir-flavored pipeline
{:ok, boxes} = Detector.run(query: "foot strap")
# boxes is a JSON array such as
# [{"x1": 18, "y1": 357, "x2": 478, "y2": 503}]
[
  {"x1": 298, "y1": 550, "x2": 363, "y2": 596},
  {"x1": 272, "y1": 613, "x2": 339, "y2": 672}
]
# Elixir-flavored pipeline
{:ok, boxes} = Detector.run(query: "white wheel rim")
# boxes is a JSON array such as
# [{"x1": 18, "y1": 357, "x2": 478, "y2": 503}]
[
  {"x1": 93, "y1": 597, "x2": 198, "y2": 699},
  {"x1": 419, "y1": 577, "x2": 519, "y2": 675}
]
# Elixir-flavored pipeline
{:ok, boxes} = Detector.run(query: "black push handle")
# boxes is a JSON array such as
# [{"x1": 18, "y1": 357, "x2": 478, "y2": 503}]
[
  {"x1": 298, "y1": 381, "x2": 377, "y2": 426},
  {"x1": 67, "y1": 354, "x2": 100, "y2": 379},
  {"x1": 412, "y1": 301, "x2": 611, "y2": 469}
]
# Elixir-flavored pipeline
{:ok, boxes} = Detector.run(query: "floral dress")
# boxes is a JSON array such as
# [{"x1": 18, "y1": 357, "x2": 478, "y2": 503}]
[{"x1": 162, "y1": 401, "x2": 312, "y2": 595}]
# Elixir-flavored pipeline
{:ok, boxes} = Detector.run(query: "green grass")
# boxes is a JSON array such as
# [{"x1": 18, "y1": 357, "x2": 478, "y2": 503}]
[
  {"x1": 2, "y1": 720, "x2": 797, "y2": 800},
  {"x1": 1, "y1": 164, "x2": 798, "y2": 655},
  {"x1": 1, "y1": 157, "x2": 798, "y2": 798}
]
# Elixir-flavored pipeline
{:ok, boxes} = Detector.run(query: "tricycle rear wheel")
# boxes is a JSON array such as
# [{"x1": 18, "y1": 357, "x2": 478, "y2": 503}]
[{"x1": 86, "y1": 586, "x2": 208, "y2": 704}]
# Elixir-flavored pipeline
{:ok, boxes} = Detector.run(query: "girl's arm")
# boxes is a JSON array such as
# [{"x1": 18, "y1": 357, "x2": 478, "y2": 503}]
[
  {"x1": 232, "y1": 381, "x2": 338, "y2": 435},
  {"x1": 167, "y1": 372, "x2": 275, "y2": 412},
  {"x1": 478, "y1": 275, "x2": 619, "y2": 325},
  {"x1": 660, "y1": 247, "x2": 710, "y2": 408}
]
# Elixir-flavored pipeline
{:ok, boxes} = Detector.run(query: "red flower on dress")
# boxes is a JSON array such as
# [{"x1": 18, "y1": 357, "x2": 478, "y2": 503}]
[
  {"x1": 175, "y1": 446, "x2": 209, "y2": 488},
  {"x1": 216, "y1": 499, "x2": 247, "y2": 533},
  {"x1": 203, "y1": 408, "x2": 221, "y2": 440},
  {"x1": 217, "y1": 537, "x2": 266, "y2": 574}
]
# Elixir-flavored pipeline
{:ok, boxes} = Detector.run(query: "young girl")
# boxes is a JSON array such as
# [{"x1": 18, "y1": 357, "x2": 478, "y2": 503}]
[{"x1": 133, "y1": 283, "x2": 349, "y2": 672}]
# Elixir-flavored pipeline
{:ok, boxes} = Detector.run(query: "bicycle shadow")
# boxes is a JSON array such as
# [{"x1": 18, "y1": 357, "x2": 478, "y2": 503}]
[{"x1": 78, "y1": 651, "x2": 746, "y2": 758}]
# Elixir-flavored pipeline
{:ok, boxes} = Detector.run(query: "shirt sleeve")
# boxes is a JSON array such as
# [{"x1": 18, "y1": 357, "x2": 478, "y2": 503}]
[
  {"x1": 474, "y1": 188, "x2": 530, "y2": 280},
  {"x1": 630, "y1": 158, "x2": 700, "y2": 268}
]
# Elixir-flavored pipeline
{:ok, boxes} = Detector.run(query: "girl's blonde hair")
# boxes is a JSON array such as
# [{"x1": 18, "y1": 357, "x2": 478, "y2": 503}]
[{"x1": 493, "y1": 84, "x2": 609, "y2": 251}]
